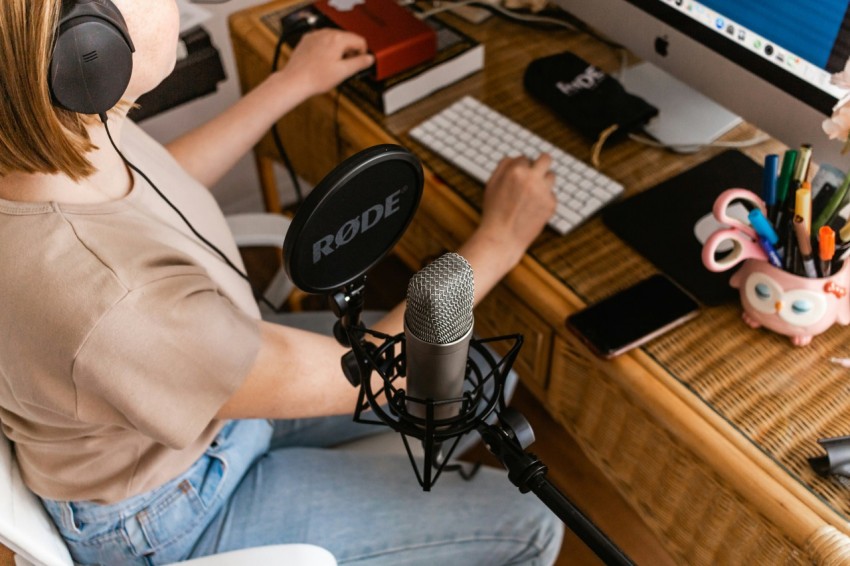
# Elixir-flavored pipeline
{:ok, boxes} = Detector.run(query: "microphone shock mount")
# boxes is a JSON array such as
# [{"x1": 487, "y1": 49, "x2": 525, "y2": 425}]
[{"x1": 327, "y1": 281, "x2": 635, "y2": 565}]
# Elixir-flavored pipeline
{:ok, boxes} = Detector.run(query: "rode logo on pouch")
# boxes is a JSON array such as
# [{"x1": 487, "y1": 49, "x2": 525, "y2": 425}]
[
  {"x1": 312, "y1": 187, "x2": 405, "y2": 263},
  {"x1": 555, "y1": 65, "x2": 606, "y2": 97}
]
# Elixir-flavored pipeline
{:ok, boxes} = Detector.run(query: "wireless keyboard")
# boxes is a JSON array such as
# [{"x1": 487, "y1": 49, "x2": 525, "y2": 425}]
[{"x1": 409, "y1": 96, "x2": 624, "y2": 235}]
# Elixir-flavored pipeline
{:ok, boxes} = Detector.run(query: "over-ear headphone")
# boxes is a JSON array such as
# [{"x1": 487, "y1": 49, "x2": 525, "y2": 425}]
[{"x1": 49, "y1": 0, "x2": 135, "y2": 116}]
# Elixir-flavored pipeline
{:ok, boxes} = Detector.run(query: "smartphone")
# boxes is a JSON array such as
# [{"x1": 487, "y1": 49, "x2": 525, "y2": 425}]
[{"x1": 565, "y1": 274, "x2": 700, "y2": 359}]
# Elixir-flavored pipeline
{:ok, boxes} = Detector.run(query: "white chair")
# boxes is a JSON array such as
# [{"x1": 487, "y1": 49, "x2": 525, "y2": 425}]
[
  {"x1": 0, "y1": 212, "x2": 339, "y2": 566},
  {"x1": 225, "y1": 212, "x2": 295, "y2": 311}
]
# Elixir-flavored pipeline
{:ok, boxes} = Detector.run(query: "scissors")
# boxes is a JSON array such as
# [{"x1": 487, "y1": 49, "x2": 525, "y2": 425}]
[{"x1": 702, "y1": 188, "x2": 770, "y2": 272}]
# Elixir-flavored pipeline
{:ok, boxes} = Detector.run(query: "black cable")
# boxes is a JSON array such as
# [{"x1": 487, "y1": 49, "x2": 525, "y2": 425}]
[
  {"x1": 544, "y1": 8, "x2": 625, "y2": 51},
  {"x1": 271, "y1": 24, "x2": 305, "y2": 208},
  {"x1": 466, "y1": 4, "x2": 625, "y2": 52},
  {"x1": 333, "y1": 88, "x2": 344, "y2": 163},
  {"x1": 100, "y1": 114, "x2": 281, "y2": 312}
]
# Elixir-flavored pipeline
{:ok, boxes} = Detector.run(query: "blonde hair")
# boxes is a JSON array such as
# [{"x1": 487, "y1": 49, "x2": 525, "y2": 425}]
[{"x1": 0, "y1": 1, "x2": 98, "y2": 180}]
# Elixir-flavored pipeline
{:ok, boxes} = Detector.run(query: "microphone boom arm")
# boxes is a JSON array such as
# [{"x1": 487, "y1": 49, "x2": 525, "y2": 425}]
[{"x1": 478, "y1": 411, "x2": 635, "y2": 566}]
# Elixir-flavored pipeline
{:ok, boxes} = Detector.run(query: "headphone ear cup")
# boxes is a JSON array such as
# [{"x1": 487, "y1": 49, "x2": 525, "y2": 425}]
[{"x1": 49, "y1": 1, "x2": 135, "y2": 115}]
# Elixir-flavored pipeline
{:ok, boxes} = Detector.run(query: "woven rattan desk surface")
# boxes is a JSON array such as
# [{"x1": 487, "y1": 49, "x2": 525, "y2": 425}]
[
  {"x1": 257, "y1": 2, "x2": 850, "y2": 524},
  {"x1": 538, "y1": 218, "x2": 850, "y2": 522}
]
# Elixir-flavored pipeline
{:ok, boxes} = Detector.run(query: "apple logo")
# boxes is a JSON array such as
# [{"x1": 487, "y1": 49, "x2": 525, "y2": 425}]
[
  {"x1": 329, "y1": 0, "x2": 365, "y2": 11},
  {"x1": 654, "y1": 35, "x2": 669, "y2": 57}
]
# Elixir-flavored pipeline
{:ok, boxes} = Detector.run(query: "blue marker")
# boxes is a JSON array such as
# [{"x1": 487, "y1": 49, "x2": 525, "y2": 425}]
[
  {"x1": 763, "y1": 154, "x2": 779, "y2": 221},
  {"x1": 749, "y1": 208, "x2": 779, "y2": 245},
  {"x1": 758, "y1": 236, "x2": 784, "y2": 268}
]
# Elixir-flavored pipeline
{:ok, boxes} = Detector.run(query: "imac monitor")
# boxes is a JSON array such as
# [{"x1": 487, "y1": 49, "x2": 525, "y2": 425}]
[{"x1": 551, "y1": 0, "x2": 850, "y2": 167}]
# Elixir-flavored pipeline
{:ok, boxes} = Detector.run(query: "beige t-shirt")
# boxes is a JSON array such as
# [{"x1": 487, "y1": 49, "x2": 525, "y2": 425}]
[{"x1": 0, "y1": 122, "x2": 261, "y2": 503}]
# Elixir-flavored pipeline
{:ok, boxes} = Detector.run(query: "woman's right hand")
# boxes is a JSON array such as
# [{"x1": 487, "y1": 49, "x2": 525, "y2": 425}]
[{"x1": 277, "y1": 28, "x2": 375, "y2": 100}]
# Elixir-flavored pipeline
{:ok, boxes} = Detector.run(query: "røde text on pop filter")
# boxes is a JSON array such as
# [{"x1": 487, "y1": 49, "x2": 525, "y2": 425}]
[{"x1": 283, "y1": 144, "x2": 423, "y2": 294}]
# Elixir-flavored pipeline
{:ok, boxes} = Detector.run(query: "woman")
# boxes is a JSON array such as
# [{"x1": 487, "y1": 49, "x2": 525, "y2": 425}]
[{"x1": 0, "y1": 1, "x2": 563, "y2": 564}]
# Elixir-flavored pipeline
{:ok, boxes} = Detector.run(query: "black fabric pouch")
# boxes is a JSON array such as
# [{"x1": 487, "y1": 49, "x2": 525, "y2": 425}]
[{"x1": 523, "y1": 51, "x2": 658, "y2": 141}]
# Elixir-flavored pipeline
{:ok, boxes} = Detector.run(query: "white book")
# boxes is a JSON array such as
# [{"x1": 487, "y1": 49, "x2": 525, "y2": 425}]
[{"x1": 341, "y1": 16, "x2": 485, "y2": 115}]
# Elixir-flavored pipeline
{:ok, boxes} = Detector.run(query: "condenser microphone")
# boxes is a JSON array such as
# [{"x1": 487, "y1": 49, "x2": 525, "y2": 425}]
[{"x1": 404, "y1": 253, "x2": 474, "y2": 422}]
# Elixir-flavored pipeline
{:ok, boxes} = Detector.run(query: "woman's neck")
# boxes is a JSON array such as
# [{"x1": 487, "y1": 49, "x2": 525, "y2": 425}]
[{"x1": 0, "y1": 115, "x2": 133, "y2": 204}]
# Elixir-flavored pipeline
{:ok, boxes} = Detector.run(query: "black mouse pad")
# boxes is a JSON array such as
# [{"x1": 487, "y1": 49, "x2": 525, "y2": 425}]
[{"x1": 601, "y1": 150, "x2": 764, "y2": 306}]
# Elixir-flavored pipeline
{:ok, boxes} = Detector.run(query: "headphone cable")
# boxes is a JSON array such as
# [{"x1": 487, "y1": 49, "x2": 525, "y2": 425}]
[
  {"x1": 100, "y1": 114, "x2": 281, "y2": 312},
  {"x1": 271, "y1": 26, "x2": 305, "y2": 208}
]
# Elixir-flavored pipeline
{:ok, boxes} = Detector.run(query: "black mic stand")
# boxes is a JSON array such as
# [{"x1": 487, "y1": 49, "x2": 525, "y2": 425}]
[
  {"x1": 478, "y1": 411, "x2": 634, "y2": 566},
  {"x1": 327, "y1": 283, "x2": 634, "y2": 566}
]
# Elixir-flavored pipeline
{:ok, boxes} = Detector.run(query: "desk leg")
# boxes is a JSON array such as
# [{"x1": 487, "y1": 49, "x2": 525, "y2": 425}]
[
  {"x1": 0, "y1": 544, "x2": 14, "y2": 566},
  {"x1": 255, "y1": 153, "x2": 282, "y2": 213}
]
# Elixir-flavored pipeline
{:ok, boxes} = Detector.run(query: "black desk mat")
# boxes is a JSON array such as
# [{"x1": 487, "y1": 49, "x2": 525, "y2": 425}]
[{"x1": 602, "y1": 150, "x2": 764, "y2": 306}]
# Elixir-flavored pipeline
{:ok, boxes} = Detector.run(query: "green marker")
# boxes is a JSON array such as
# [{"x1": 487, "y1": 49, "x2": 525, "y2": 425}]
[
  {"x1": 774, "y1": 149, "x2": 798, "y2": 224},
  {"x1": 814, "y1": 169, "x2": 850, "y2": 231}
]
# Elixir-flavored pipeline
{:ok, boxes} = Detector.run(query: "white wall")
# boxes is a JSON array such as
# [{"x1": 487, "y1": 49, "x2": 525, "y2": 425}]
[{"x1": 139, "y1": 0, "x2": 298, "y2": 214}]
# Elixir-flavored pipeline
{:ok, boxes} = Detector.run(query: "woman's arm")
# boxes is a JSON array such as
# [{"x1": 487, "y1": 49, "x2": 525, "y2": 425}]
[
  {"x1": 165, "y1": 29, "x2": 374, "y2": 188},
  {"x1": 215, "y1": 155, "x2": 555, "y2": 420}
]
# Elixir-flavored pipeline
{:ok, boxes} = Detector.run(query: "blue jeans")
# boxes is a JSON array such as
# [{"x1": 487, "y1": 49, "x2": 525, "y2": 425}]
[
  {"x1": 42, "y1": 311, "x2": 563, "y2": 564},
  {"x1": 42, "y1": 417, "x2": 563, "y2": 565}
]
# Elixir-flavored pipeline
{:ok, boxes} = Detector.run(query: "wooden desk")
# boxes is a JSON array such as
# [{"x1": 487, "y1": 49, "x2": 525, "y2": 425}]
[{"x1": 230, "y1": 2, "x2": 850, "y2": 563}]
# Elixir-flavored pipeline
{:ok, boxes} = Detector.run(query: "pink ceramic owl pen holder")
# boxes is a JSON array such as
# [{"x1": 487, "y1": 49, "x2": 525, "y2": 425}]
[
  {"x1": 725, "y1": 259, "x2": 850, "y2": 346},
  {"x1": 702, "y1": 188, "x2": 850, "y2": 346}
]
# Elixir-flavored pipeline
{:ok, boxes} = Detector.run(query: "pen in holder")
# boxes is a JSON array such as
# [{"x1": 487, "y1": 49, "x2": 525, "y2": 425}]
[{"x1": 702, "y1": 188, "x2": 850, "y2": 346}]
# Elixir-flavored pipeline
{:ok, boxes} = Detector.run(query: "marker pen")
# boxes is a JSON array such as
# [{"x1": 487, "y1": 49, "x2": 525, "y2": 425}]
[
  {"x1": 793, "y1": 216, "x2": 818, "y2": 278},
  {"x1": 763, "y1": 154, "x2": 779, "y2": 221},
  {"x1": 814, "y1": 183, "x2": 838, "y2": 220},
  {"x1": 840, "y1": 218, "x2": 850, "y2": 245},
  {"x1": 792, "y1": 144, "x2": 813, "y2": 189},
  {"x1": 828, "y1": 201, "x2": 850, "y2": 236},
  {"x1": 814, "y1": 169, "x2": 850, "y2": 231},
  {"x1": 774, "y1": 149, "x2": 798, "y2": 228},
  {"x1": 748, "y1": 208, "x2": 779, "y2": 245},
  {"x1": 783, "y1": 202, "x2": 800, "y2": 272},
  {"x1": 758, "y1": 236, "x2": 784, "y2": 268},
  {"x1": 780, "y1": 157, "x2": 810, "y2": 256},
  {"x1": 795, "y1": 182, "x2": 812, "y2": 235},
  {"x1": 819, "y1": 226, "x2": 836, "y2": 277}
]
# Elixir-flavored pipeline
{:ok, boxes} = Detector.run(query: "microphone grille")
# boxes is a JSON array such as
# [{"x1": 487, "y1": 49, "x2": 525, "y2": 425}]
[{"x1": 405, "y1": 253, "x2": 474, "y2": 344}]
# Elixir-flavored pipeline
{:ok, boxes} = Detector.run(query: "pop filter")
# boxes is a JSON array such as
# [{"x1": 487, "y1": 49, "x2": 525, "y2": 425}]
[{"x1": 284, "y1": 145, "x2": 423, "y2": 294}]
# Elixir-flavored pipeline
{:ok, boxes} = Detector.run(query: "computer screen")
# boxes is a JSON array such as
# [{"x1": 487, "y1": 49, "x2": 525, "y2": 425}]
[{"x1": 551, "y1": 0, "x2": 850, "y2": 167}]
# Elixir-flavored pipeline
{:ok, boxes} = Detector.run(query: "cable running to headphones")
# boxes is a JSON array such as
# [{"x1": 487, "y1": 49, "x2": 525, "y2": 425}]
[
  {"x1": 50, "y1": 0, "x2": 282, "y2": 312},
  {"x1": 271, "y1": 26, "x2": 306, "y2": 207},
  {"x1": 100, "y1": 115, "x2": 283, "y2": 312}
]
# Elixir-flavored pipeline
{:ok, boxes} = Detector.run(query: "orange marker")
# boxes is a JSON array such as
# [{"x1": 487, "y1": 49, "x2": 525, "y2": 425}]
[{"x1": 819, "y1": 226, "x2": 836, "y2": 277}]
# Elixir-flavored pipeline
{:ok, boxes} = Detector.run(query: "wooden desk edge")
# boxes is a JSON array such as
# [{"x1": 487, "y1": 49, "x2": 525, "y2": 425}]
[{"x1": 607, "y1": 350, "x2": 848, "y2": 549}]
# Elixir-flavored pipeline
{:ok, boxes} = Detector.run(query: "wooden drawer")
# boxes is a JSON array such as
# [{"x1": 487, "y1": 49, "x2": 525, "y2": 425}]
[{"x1": 475, "y1": 285, "x2": 551, "y2": 395}]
